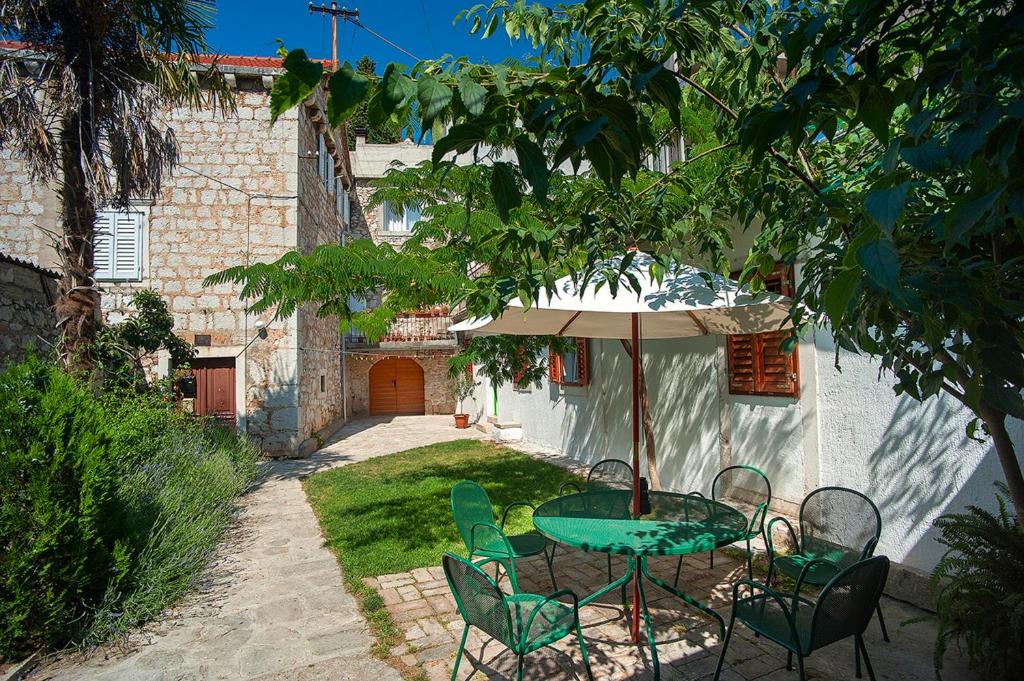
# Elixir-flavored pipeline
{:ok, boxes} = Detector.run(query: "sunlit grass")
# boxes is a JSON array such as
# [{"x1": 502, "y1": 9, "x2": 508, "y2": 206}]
[{"x1": 303, "y1": 439, "x2": 581, "y2": 579}]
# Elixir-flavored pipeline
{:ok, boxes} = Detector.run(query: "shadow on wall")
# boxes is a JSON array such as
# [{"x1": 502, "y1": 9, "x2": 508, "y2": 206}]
[
  {"x1": 868, "y1": 394, "x2": 1024, "y2": 571},
  {"x1": 554, "y1": 336, "x2": 760, "y2": 496}
]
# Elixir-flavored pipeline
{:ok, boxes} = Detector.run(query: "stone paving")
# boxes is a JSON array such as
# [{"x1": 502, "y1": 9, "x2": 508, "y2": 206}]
[
  {"x1": 34, "y1": 416, "x2": 480, "y2": 681},
  {"x1": 365, "y1": 546, "x2": 972, "y2": 681}
]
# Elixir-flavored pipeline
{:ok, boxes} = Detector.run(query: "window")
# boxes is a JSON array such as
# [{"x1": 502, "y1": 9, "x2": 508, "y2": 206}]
[
  {"x1": 317, "y1": 134, "x2": 334, "y2": 192},
  {"x1": 382, "y1": 201, "x2": 421, "y2": 232},
  {"x1": 94, "y1": 208, "x2": 144, "y2": 281},
  {"x1": 726, "y1": 264, "x2": 799, "y2": 398},
  {"x1": 549, "y1": 337, "x2": 589, "y2": 387},
  {"x1": 336, "y1": 178, "x2": 350, "y2": 227}
]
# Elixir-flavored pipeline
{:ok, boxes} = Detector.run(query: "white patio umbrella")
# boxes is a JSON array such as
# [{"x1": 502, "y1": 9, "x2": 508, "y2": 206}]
[{"x1": 451, "y1": 253, "x2": 793, "y2": 639}]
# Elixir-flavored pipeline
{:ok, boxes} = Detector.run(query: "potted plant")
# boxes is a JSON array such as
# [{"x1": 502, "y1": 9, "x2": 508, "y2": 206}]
[{"x1": 449, "y1": 372, "x2": 478, "y2": 429}]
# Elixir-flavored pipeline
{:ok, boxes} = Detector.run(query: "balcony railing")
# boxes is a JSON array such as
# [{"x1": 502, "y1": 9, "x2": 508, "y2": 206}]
[{"x1": 345, "y1": 311, "x2": 457, "y2": 347}]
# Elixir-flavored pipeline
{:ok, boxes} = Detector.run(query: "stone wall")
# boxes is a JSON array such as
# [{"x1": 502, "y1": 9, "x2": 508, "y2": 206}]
[
  {"x1": 0, "y1": 254, "x2": 58, "y2": 366},
  {"x1": 0, "y1": 75, "x2": 347, "y2": 456},
  {"x1": 295, "y1": 93, "x2": 345, "y2": 441},
  {"x1": 346, "y1": 352, "x2": 455, "y2": 417}
]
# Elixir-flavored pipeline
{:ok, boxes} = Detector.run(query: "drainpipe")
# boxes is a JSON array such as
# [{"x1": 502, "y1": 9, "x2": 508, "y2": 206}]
[{"x1": 492, "y1": 382, "x2": 498, "y2": 418}]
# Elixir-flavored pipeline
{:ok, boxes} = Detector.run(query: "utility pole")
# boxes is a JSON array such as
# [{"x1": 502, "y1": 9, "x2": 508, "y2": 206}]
[{"x1": 308, "y1": 2, "x2": 359, "y2": 69}]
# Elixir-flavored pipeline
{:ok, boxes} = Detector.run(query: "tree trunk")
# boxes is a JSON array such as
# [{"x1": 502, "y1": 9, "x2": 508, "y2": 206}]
[
  {"x1": 979, "y1": 402, "x2": 1024, "y2": 521},
  {"x1": 55, "y1": 83, "x2": 100, "y2": 371},
  {"x1": 621, "y1": 339, "x2": 663, "y2": 491}
]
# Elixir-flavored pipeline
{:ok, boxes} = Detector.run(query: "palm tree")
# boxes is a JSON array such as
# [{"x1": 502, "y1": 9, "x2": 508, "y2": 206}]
[{"x1": 0, "y1": 0, "x2": 233, "y2": 370}]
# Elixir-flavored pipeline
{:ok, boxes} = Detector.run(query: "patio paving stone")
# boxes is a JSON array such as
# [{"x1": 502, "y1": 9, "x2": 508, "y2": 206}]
[{"x1": 371, "y1": 540, "x2": 973, "y2": 681}]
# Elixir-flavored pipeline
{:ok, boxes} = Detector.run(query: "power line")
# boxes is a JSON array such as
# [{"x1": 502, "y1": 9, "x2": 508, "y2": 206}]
[
  {"x1": 343, "y1": 16, "x2": 420, "y2": 62},
  {"x1": 419, "y1": 0, "x2": 437, "y2": 55}
]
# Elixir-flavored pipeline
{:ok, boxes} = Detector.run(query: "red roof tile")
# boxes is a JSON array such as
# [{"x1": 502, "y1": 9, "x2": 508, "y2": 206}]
[{"x1": 0, "y1": 41, "x2": 328, "y2": 71}]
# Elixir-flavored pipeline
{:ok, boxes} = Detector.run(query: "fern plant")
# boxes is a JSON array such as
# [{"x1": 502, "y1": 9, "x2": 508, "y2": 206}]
[{"x1": 931, "y1": 483, "x2": 1024, "y2": 680}]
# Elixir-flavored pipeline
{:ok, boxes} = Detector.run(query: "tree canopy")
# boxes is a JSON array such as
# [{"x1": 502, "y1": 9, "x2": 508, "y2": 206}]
[{"x1": 212, "y1": 0, "x2": 1024, "y2": 517}]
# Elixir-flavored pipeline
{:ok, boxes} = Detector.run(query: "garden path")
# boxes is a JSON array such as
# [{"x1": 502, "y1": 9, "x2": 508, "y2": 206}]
[{"x1": 38, "y1": 416, "x2": 481, "y2": 681}]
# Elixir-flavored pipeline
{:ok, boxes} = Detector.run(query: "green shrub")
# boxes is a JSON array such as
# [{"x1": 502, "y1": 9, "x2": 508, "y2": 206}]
[
  {"x1": 0, "y1": 359, "x2": 260, "y2": 659},
  {"x1": 931, "y1": 484, "x2": 1024, "y2": 681},
  {"x1": 0, "y1": 357, "x2": 121, "y2": 655}
]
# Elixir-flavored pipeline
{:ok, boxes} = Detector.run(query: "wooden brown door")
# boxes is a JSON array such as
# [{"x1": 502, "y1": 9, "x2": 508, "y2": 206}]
[
  {"x1": 192, "y1": 357, "x2": 236, "y2": 423},
  {"x1": 369, "y1": 357, "x2": 424, "y2": 415}
]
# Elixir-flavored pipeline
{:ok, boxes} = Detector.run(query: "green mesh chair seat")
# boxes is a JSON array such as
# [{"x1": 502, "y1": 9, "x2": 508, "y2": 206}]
[
  {"x1": 713, "y1": 555, "x2": 891, "y2": 681},
  {"x1": 734, "y1": 592, "x2": 815, "y2": 652},
  {"x1": 450, "y1": 480, "x2": 556, "y2": 591},
  {"x1": 443, "y1": 552, "x2": 593, "y2": 681},
  {"x1": 766, "y1": 486, "x2": 889, "y2": 646},
  {"x1": 506, "y1": 593, "x2": 576, "y2": 653}
]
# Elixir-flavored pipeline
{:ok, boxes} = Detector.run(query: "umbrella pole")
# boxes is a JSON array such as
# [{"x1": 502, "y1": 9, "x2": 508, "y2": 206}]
[{"x1": 631, "y1": 312, "x2": 641, "y2": 643}]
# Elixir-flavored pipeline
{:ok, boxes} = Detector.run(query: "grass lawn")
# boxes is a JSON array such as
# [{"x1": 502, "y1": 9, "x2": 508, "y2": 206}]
[{"x1": 303, "y1": 439, "x2": 582, "y2": 579}]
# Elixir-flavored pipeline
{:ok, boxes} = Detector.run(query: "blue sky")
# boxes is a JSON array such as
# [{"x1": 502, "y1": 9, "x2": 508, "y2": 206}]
[{"x1": 206, "y1": 1, "x2": 535, "y2": 71}]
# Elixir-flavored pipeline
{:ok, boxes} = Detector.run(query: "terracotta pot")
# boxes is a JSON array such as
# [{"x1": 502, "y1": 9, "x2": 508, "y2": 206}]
[{"x1": 453, "y1": 413, "x2": 470, "y2": 429}]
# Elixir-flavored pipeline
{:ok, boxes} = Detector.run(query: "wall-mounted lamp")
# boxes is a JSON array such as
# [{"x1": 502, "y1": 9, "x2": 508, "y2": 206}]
[{"x1": 255, "y1": 320, "x2": 269, "y2": 339}]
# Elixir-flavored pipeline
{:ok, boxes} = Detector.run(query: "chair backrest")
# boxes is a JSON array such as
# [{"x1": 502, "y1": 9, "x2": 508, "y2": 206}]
[
  {"x1": 450, "y1": 480, "x2": 496, "y2": 551},
  {"x1": 587, "y1": 458, "x2": 633, "y2": 490},
  {"x1": 442, "y1": 552, "x2": 514, "y2": 649},
  {"x1": 808, "y1": 555, "x2": 890, "y2": 651},
  {"x1": 712, "y1": 465, "x2": 772, "y2": 535},
  {"x1": 799, "y1": 487, "x2": 882, "y2": 566}
]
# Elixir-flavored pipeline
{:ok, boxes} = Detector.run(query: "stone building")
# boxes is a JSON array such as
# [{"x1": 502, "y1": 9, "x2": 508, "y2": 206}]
[
  {"x1": 0, "y1": 252, "x2": 59, "y2": 367},
  {"x1": 344, "y1": 132, "x2": 460, "y2": 419},
  {"x1": 0, "y1": 44, "x2": 351, "y2": 455}
]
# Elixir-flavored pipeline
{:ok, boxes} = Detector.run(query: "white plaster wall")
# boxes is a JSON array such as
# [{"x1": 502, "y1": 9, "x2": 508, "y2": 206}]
[
  {"x1": 813, "y1": 330, "x2": 1024, "y2": 572},
  {"x1": 479, "y1": 336, "x2": 730, "y2": 496}
]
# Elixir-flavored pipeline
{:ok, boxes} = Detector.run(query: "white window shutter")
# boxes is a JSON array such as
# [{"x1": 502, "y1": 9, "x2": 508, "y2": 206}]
[
  {"x1": 93, "y1": 211, "x2": 114, "y2": 280},
  {"x1": 112, "y1": 211, "x2": 142, "y2": 280},
  {"x1": 342, "y1": 191, "x2": 350, "y2": 227}
]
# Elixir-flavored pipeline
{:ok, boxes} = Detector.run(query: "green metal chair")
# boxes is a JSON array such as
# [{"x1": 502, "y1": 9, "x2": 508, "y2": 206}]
[
  {"x1": 765, "y1": 486, "x2": 890, "y2": 644},
  {"x1": 450, "y1": 480, "x2": 556, "y2": 591},
  {"x1": 713, "y1": 555, "x2": 891, "y2": 681},
  {"x1": 674, "y1": 464, "x2": 772, "y2": 587},
  {"x1": 557, "y1": 458, "x2": 634, "y2": 586},
  {"x1": 442, "y1": 552, "x2": 593, "y2": 681}
]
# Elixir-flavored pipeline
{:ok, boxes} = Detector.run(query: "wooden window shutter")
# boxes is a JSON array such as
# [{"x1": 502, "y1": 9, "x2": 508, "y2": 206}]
[
  {"x1": 727, "y1": 334, "x2": 757, "y2": 394},
  {"x1": 548, "y1": 346, "x2": 562, "y2": 383},
  {"x1": 727, "y1": 264, "x2": 799, "y2": 398},
  {"x1": 112, "y1": 211, "x2": 143, "y2": 280},
  {"x1": 573, "y1": 337, "x2": 589, "y2": 386},
  {"x1": 93, "y1": 211, "x2": 114, "y2": 280}
]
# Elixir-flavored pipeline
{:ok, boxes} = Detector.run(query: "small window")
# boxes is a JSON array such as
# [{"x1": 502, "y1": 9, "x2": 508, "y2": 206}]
[
  {"x1": 382, "y1": 201, "x2": 421, "y2": 232},
  {"x1": 336, "y1": 178, "x2": 350, "y2": 226},
  {"x1": 727, "y1": 264, "x2": 799, "y2": 398},
  {"x1": 320, "y1": 375, "x2": 326, "y2": 392},
  {"x1": 94, "y1": 208, "x2": 144, "y2": 281},
  {"x1": 317, "y1": 134, "x2": 334, "y2": 192},
  {"x1": 549, "y1": 337, "x2": 589, "y2": 387}
]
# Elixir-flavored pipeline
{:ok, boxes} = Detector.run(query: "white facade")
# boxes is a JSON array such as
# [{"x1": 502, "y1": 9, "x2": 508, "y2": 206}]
[{"x1": 470, "y1": 270, "x2": 1024, "y2": 604}]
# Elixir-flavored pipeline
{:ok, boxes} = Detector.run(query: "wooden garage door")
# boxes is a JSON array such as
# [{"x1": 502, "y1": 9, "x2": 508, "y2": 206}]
[
  {"x1": 369, "y1": 357, "x2": 425, "y2": 415},
  {"x1": 191, "y1": 357, "x2": 236, "y2": 424}
]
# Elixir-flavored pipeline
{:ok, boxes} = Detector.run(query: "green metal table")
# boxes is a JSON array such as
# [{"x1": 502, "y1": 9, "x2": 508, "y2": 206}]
[{"x1": 533, "y1": 490, "x2": 747, "y2": 678}]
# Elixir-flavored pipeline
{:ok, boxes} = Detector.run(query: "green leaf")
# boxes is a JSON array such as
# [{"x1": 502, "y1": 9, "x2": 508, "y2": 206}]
[
  {"x1": 457, "y1": 73, "x2": 487, "y2": 117},
  {"x1": 417, "y1": 75, "x2": 453, "y2": 131},
  {"x1": 945, "y1": 188, "x2": 1003, "y2": 245},
  {"x1": 900, "y1": 138, "x2": 947, "y2": 172},
  {"x1": 513, "y1": 135, "x2": 549, "y2": 203},
  {"x1": 326, "y1": 62, "x2": 370, "y2": 127},
  {"x1": 573, "y1": 116, "x2": 607, "y2": 147},
  {"x1": 482, "y1": 13, "x2": 499, "y2": 39},
  {"x1": 490, "y1": 161, "x2": 521, "y2": 221},
  {"x1": 431, "y1": 123, "x2": 487, "y2": 165},
  {"x1": 645, "y1": 67, "x2": 681, "y2": 129},
  {"x1": 983, "y1": 381, "x2": 1024, "y2": 420},
  {"x1": 864, "y1": 182, "x2": 910, "y2": 233},
  {"x1": 270, "y1": 49, "x2": 323, "y2": 125},
  {"x1": 856, "y1": 239, "x2": 901, "y2": 293},
  {"x1": 858, "y1": 87, "x2": 894, "y2": 144},
  {"x1": 823, "y1": 268, "x2": 861, "y2": 327},
  {"x1": 381, "y1": 63, "x2": 416, "y2": 112}
]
